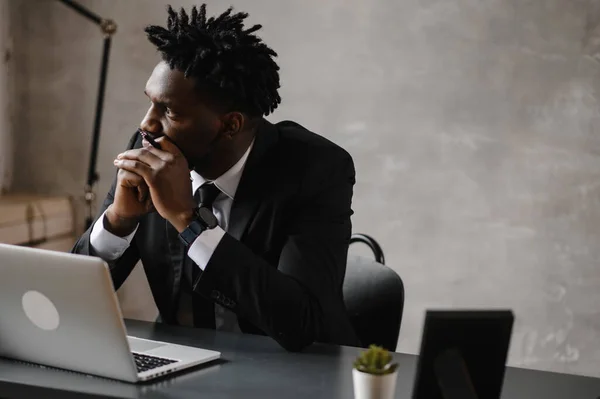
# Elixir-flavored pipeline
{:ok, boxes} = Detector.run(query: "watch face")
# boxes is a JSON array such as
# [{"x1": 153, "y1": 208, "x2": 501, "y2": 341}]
[{"x1": 197, "y1": 207, "x2": 218, "y2": 229}]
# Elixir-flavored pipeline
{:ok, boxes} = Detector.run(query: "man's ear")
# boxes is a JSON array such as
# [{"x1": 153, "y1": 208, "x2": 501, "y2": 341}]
[{"x1": 221, "y1": 112, "x2": 244, "y2": 138}]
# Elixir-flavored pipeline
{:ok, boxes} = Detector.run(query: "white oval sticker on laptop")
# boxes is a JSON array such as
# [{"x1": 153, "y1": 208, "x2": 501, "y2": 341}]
[{"x1": 22, "y1": 290, "x2": 60, "y2": 331}]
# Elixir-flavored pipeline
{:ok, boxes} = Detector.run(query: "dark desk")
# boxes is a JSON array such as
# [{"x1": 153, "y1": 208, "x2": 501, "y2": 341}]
[{"x1": 0, "y1": 319, "x2": 599, "y2": 399}]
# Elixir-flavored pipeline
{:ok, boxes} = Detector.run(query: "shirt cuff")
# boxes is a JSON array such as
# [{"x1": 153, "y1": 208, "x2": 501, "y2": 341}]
[
  {"x1": 89, "y1": 209, "x2": 138, "y2": 261},
  {"x1": 187, "y1": 225, "x2": 226, "y2": 270}
]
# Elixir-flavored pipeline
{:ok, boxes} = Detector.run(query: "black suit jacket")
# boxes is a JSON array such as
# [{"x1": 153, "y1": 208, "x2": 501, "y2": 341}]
[{"x1": 72, "y1": 119, "x2": 361, "y2": 351}]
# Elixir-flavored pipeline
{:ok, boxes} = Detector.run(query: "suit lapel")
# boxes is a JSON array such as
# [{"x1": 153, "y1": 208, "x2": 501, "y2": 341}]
[{"x1": 228, "y1": 119, "x2": 279, "y2": 241}]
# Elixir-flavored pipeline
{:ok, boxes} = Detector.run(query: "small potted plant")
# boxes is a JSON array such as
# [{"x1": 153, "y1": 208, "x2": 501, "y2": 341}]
[{"x1": 352, "y1": 345, "x2": 399, "y2": 399}]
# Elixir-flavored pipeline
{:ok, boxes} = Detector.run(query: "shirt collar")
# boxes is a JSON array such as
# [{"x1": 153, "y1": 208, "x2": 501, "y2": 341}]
[{"x1": 190, "y1": 139, "x2": 255, "y2": 199}]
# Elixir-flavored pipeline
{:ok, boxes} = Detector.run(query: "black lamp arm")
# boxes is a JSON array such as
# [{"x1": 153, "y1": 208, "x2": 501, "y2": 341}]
[
  {"x1": 57, "y1": 0, "x2": 101, "y2": 24},
  {"x1": 57, "y1": 0, "x2": 117, "y2": 230}
]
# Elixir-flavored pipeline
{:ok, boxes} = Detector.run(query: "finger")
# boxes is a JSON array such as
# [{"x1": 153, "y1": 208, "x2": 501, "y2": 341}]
[
  {"x1": 154, "y1": 136, "x2": 185, "y2": 160},
  {"x1": 118, "y1": 148, "x2": 166, "y2": 168},
  {"x1": 114, "y1": 158, "x2": 153, "y2": 181},
  {"x1": 137, "y1": 183, "x2": 150, "y2": 202},
  {"x1": 140, "y1": 140, "x2": 176, "y2": 163},
  {"x1": 117, "y1": 169, "x2": 144, "y2": 188}
]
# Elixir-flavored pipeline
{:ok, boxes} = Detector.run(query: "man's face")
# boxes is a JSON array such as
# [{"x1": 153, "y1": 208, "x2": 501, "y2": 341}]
[{"x1": 139, "y1": 61, "x2": 223, "y2": 170}]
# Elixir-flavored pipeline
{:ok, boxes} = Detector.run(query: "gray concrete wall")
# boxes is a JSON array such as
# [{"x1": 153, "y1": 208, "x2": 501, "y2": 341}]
[{"x1": 8, "y1": 0, "x2": 600, "y2": 377}]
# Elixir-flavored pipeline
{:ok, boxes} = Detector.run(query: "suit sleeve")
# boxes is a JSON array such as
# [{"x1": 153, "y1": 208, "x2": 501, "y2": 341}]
[
  {"x1": 193, "y1": 151, "x2": 357, "y2": 352},
  {"x1": 71, "y1": 132, "x2": 142, "y2": 290}
]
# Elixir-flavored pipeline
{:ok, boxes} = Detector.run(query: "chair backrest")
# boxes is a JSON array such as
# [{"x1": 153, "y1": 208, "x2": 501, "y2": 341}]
[
  {"x1": 349, "y1": 233, "x2": 386, "y2": 264},
  {"x1": 344, "y1": 235, "x2": 404, "y2": 350}
]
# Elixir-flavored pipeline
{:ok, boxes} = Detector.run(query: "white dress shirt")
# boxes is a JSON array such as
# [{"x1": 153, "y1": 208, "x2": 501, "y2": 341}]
[{"x1": 90, "y1": 140, "x2": 254, "y2": 330}]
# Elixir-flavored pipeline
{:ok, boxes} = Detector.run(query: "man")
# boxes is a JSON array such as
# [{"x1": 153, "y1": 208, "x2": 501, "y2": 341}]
[{"x1": 72, "y1": 4, "x2": 360, "y2": 352}]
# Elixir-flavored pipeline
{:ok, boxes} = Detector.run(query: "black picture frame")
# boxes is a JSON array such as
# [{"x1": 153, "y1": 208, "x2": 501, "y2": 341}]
[{"x1": 412, "y1": 310, "x2": 514, "y2": 399}]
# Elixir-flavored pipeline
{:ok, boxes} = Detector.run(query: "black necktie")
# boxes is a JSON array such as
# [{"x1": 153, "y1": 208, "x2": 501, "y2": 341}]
[
  {"x1": 196, "y1": 182, "x2": 221, "y2": 209},
  {"x1": 183, "y1": 183, "x2": 221, "y2": 329},
  {"x1": 184, "y1": 183, "x2": 221, "y2": 286}
]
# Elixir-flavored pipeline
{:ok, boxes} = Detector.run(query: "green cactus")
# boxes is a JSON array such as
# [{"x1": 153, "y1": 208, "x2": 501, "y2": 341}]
[{"x1": 353, "y1": 345, "x2": 398, "y2": 375}]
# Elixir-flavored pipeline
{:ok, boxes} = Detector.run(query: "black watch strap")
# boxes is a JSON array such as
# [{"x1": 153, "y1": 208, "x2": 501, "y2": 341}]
[
  {"x1": 178, "y1": 209, "x2": 207, "y2": 246},
  {"x1": 177, "y1": 207, "x2": 218, "y2": 247}
]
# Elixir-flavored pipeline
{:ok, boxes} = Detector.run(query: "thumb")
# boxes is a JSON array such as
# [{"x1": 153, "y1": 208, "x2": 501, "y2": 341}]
[
  {"x1": 154, "y1": 136, "x2": 192, "y2": 170},
  {"x1": 137, "y1": 182, "x2": 149, "y2": 202},
  {"x1": 155, "y1": 136, "x2": 184, "y2": 157}
]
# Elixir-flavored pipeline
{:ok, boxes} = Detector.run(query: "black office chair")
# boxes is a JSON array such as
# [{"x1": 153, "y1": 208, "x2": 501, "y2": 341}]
[{"x1": 343, "y1": 234, "x2": 404, "y2": 351}]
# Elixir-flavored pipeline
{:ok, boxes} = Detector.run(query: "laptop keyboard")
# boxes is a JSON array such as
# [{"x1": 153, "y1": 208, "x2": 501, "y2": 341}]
[{"x1": 132, "y1": 352, "x2": 177, "y2": 373}]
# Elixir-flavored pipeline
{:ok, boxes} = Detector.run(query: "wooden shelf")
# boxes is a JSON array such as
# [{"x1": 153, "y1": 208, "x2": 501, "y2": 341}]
[{"x1": 0, "y1": 194, "x2": 76, "y2": 251}]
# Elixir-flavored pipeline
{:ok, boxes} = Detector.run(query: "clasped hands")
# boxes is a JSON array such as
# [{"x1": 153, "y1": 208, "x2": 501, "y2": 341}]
[{"x1": 110, "y1": 137, "x2": 196, "y2": 233}]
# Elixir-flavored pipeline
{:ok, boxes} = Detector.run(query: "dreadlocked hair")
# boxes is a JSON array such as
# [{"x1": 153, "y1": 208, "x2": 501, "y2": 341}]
[{"x1": 145, "y1": 4, "x2": 281, "y2": 116}]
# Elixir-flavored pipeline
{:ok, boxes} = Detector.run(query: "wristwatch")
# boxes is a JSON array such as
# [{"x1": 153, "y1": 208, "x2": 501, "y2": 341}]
[{"x1": 178, "y1": 206, "x2": 219, "y2": 246}]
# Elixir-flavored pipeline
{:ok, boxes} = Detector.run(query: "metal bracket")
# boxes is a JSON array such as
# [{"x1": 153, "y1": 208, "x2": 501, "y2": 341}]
[{"x1": 100, "y1": 19, "x2": 117, "y2": 37}]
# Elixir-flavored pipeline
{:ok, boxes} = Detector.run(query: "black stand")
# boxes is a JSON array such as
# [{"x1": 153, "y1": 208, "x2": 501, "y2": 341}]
[
  {"x1": 434, "y1": 348, "x2": 480, "y2": 399},
  {"x1": 57, "y1": 0, "x2": 117, "y2": 230}
]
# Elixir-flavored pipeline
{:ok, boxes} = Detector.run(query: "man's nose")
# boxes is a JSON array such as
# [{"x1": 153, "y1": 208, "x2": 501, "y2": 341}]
[{"x1": 139, "y1": 106, "x2": 162, "y2": 134}]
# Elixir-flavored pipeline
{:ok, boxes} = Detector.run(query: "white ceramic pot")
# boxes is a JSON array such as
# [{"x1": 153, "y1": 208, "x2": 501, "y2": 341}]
[{"x1": 352, "y1": 368, "x2": 398, "y2": 399}]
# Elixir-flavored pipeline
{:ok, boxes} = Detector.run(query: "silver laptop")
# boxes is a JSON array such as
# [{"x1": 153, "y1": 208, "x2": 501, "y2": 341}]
[{"x1": 0, "y1": 243, "x2": 220, "y2": 383}]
